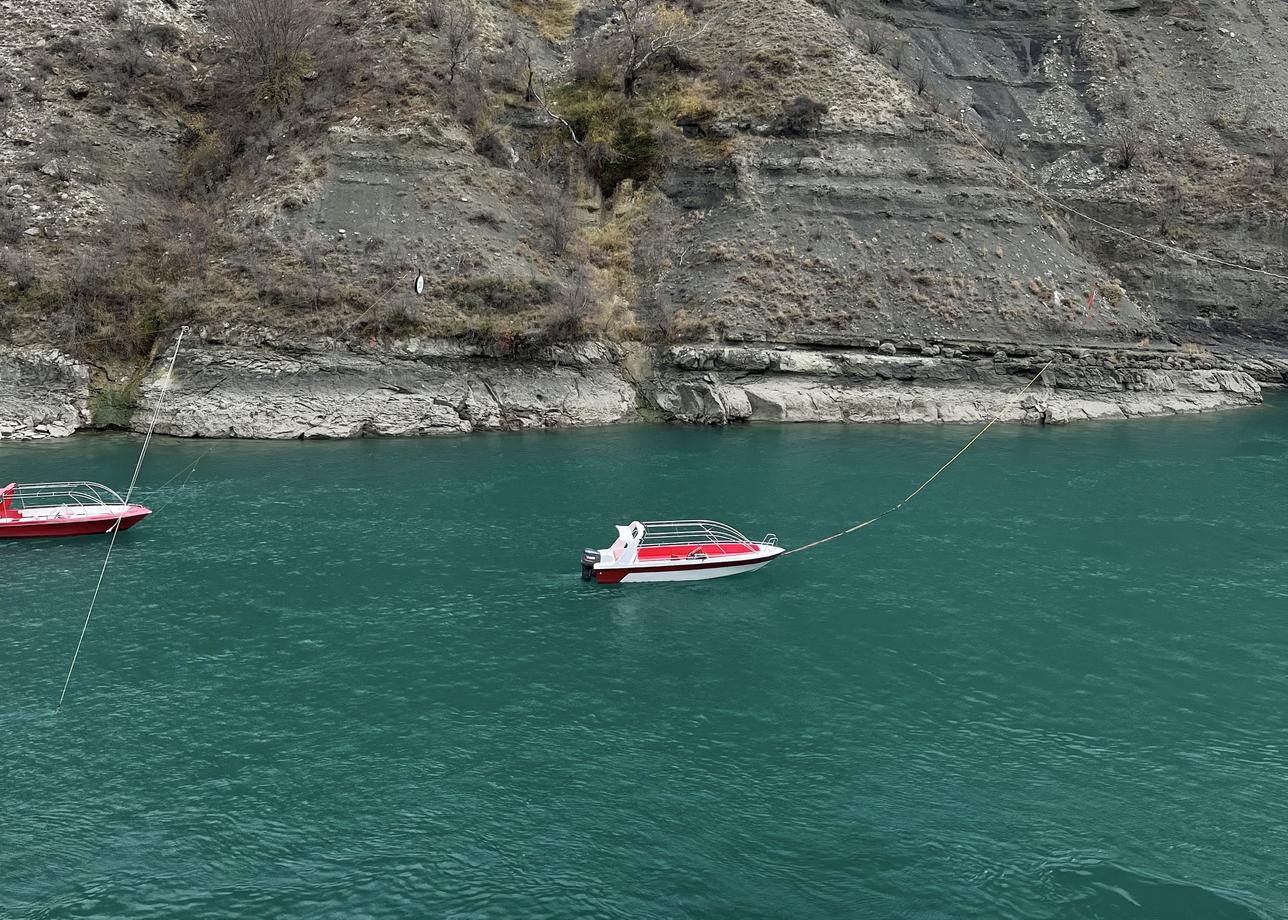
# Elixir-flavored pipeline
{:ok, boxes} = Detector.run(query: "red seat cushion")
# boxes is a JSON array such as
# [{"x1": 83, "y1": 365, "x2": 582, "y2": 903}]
[{"x1": 635, "y1": 543, "x2": 754, "y2": 560}]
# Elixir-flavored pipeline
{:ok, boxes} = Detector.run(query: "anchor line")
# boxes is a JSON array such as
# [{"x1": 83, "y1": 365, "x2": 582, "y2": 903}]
[
  {"x1": 137, "y1": 451, "x2": 209, "y2": 514},
  {"x1": 781, "y1": 360, "x2": 1054, "y2": 558},
  {"x1": 57, "y1": 326, "x2": 188, "y2": 712}
]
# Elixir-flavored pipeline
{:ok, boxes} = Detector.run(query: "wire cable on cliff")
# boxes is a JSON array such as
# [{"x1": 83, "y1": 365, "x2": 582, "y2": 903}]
[
  {"x1": 958, "y1": 125, "x2": 1288, "y2": 285},
  {"x1": 57, "y1": 326, "x2": 188, "y2": 712},
  {"x1": 782, "y1": 359, "x2": 1054, "y2": 557}
]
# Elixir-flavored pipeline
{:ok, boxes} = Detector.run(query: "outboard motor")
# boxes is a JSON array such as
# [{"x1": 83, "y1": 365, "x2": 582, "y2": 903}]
[{"x1": 581, "y1": 549, "x2": 600, "y2": 581}]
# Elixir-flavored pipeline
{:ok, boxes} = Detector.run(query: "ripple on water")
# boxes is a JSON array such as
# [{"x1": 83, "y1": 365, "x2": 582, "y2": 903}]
[
  {"x1": 4, "y1": 412, "x2": 1288, "y2": 919},
  {"x1": 1040, "y1": 861, "x2": 1272, "y2": 920}
]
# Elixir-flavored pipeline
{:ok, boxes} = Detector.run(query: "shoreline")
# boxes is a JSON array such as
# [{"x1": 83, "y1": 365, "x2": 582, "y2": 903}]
[{"x1": 1, "y1": 336, "x2": 1279, "y2": 442}]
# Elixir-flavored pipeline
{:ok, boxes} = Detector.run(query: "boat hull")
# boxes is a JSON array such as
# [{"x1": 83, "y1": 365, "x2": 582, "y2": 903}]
[
  {"x1": 0, "y1": 507, "x2": 151, "y2": 539},
  {"x1": 594, "y1": 553, "x2": 780, "y2": 584}
]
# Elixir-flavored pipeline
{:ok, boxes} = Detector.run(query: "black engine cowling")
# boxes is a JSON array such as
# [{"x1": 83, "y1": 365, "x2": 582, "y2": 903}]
[{"x1": 581, "y1": 549, "x2": 600, "y2": 581}]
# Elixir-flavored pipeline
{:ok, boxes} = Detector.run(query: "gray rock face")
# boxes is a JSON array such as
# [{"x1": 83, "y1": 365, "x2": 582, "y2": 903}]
[
  {"x1": 133, "y1": 345, "x2": 640, "y2": 439},
  {"x1": 0, "y1": 346, "x2": 90, "y2": 441},
  {"x1": 651, "y1": 345, "x2": 1262, "y2": 425},
  {"x1": 0, "y1": 338, "x2": 1265, "y2": 443}
]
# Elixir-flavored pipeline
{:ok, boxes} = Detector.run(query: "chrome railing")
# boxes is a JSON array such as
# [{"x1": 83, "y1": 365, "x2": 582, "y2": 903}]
[
  {"x1": 4, "y1": 481, "x2": 128, "y2": 510},
  {"x1": 638, "y1": 520, "x2": 759, "y2": 556}
]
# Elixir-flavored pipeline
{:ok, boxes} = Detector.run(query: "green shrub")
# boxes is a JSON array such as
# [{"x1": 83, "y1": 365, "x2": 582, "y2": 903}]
[
  {"x1": 90, "y1": 380, "x2": 138, "y2": 429},
  {"x1": 258, "y1": 51, "x2": 316, "y2": 112},
  {"x1": 552, "y1": 86, "x2": 669, "y2": 195}
]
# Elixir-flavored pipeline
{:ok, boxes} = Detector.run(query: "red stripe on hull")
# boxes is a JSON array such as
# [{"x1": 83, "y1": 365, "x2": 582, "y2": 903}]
[
  {"x1": 0, "y1": 509, "x2": 151, "y2": 539},
  {"x1": 594, "y1": 554, "x2": 774, "y2": 584}
]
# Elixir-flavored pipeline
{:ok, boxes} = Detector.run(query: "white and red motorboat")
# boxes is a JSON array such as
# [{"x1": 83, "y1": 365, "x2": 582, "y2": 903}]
[
  {"x1": 0, "y1": 481, "x2": 151, "y2": 539},
  {"x1": 581, "y1": 519, "x2": 784, "y2": 584}
]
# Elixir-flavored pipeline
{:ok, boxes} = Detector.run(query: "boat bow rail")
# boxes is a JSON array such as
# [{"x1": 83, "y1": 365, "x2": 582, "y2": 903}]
[
  {"x1": 636, "y1": 520, "x2": 769, "y2": 557},
  {"x1": 2, "y1": 481, "x2": 131, "y2": 514}
]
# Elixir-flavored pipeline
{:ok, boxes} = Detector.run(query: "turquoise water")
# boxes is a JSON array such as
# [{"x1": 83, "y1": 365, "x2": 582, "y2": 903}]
[{"x1": 3, "y1": 400, "x2": 1287, "y2": 919}]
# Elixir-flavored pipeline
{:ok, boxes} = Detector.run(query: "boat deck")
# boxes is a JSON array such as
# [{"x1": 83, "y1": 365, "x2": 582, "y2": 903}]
[{"x1": 635, "y1": 542, "x2": 756, "y2": 561}]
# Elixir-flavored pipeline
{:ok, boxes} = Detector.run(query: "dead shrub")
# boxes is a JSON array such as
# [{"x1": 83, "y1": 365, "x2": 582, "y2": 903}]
[
  {"x1": 418, "y1": 0, "x2": 445, "y2": 29},
  {"x1": 209, "y1": 0, "x2": 356, "y2": 124},
  {"x1": 986, "y1": 121, "x2": 1015, "y2": 157},
  {"x1": 24, "y1": 74, "x2": 47, "y2": 104},
  {"x1": 95, "y1": 15, "x2": 189, "y2": 102},
  {"x1": 774, "y1": 95, "x2": 828, "y2": 137},
  {"x1": 0, "y1": 77, "x2": 11, "y2": 130},
  {"x1": 179, "y1": 125, "x2": 235, "y2": 196},
  {"x1": 55, "y1": 242, "x2": 182, "y2": 360},
  {"x1": 200, "y1": 0, "x2": 357, "y2": 191},
  {"x1": 711, "y1": 57, "x2": 745, "y2": 95},
  {"x1": 474, "y1": 129, "x2": 516, "y2": 168},
  {"x1": 544, "y1": 267, "x2": 597, "y2": 341},
  {"x1": 451, "y1": 73, "x2": 491, "y2": 131},
  {"x1": 144, "y1": 22, "x2": 184, "y2": 51},
  {"x1": 1111, "y1": 125, "x2": 1141, "y2": 170},
  {"x1": 572, "y1": 34, "x2": 616, "y2": 88},
  {"x1": 1, "y1": 249, "x2": 37, "y2": 289},
  {"x1": 1159, "y1": 180, "x2": 1185, "y2": 236},
  {"x1": 653, "y1": 294, "x2": 710, "y2": 343},
  {"x1": 449, "y1": 276, "x2": 555, "y2": 313},
  {"x1": 912, "y1": 58, "x2": 930, "y2": 95},
  {"x1": 0, "y1": 202, "x2": 23, "y2": 244},
  {"x1": 888, "y1": 37, "x2": 908, "y2": 70},
  {"x1": 1269, "y1": 137, "x2": 1288, "y2": 179},
  {"x1": 533, "y1": 169, "x2": 574, "y2": 254},
  {"x1": 361, "y1": 300, "x2": 422, "y2": 338}
]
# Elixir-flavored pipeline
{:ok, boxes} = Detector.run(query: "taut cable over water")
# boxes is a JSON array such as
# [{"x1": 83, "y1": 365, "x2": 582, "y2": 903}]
[
  {"x1": 782, "y1": 360, "x2": 1055, "y2": 558},
  {"x1": 56, "y1": 326, "x2": 188, "y2": 712}
]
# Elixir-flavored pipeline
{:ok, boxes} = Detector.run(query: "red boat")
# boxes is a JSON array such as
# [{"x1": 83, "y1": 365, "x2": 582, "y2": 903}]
[{"x1": 0, "y1": 481, "x2": 151, "y2": 539}]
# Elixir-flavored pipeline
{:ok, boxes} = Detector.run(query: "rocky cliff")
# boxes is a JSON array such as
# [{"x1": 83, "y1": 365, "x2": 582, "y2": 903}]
[
  {"x1": 2, "y1": 333, "x2": 1274, "y2": 441},
  {"x1": 1, "y1": 0, "x2": 1285, "y2": 439}
]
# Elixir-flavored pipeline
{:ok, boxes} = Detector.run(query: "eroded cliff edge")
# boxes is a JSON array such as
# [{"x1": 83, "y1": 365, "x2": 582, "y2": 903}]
[{"x1": 2, "y1": 334, "x2": 1277, "y2": 442}]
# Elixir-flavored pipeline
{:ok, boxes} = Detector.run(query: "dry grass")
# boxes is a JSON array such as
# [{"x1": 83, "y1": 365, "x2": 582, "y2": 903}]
[{"x1": 510, "y1": 0, "x2": 580, "y2": 41}]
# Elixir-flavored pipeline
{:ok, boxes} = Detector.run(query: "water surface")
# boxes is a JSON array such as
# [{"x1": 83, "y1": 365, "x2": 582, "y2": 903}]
[{"x1": 4, "y1": 401, "x2": 1286, "y2": 919}]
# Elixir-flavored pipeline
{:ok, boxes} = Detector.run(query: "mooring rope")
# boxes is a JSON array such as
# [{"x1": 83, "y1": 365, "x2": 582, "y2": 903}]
[
  {"x1": 57, "y1": 326, "x2": 188, "y2": 712},
  {"x1": 136, "y1": 451, "x2": 209, "y2": 514},
  {"x1": 782, "y1": 359, "x2": 1054, "y2": 557}
]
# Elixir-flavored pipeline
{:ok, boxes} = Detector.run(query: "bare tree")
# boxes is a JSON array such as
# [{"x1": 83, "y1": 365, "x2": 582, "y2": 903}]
[
  {"x1": 443, "y1": 0, "x2": 479, "y2": 86},
  {"x1": 609, "y1": 0, "x2": 708, "y2": 98},
  {"x1": 499, "y1": 35, "x2": 537, "y2": 102}
]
